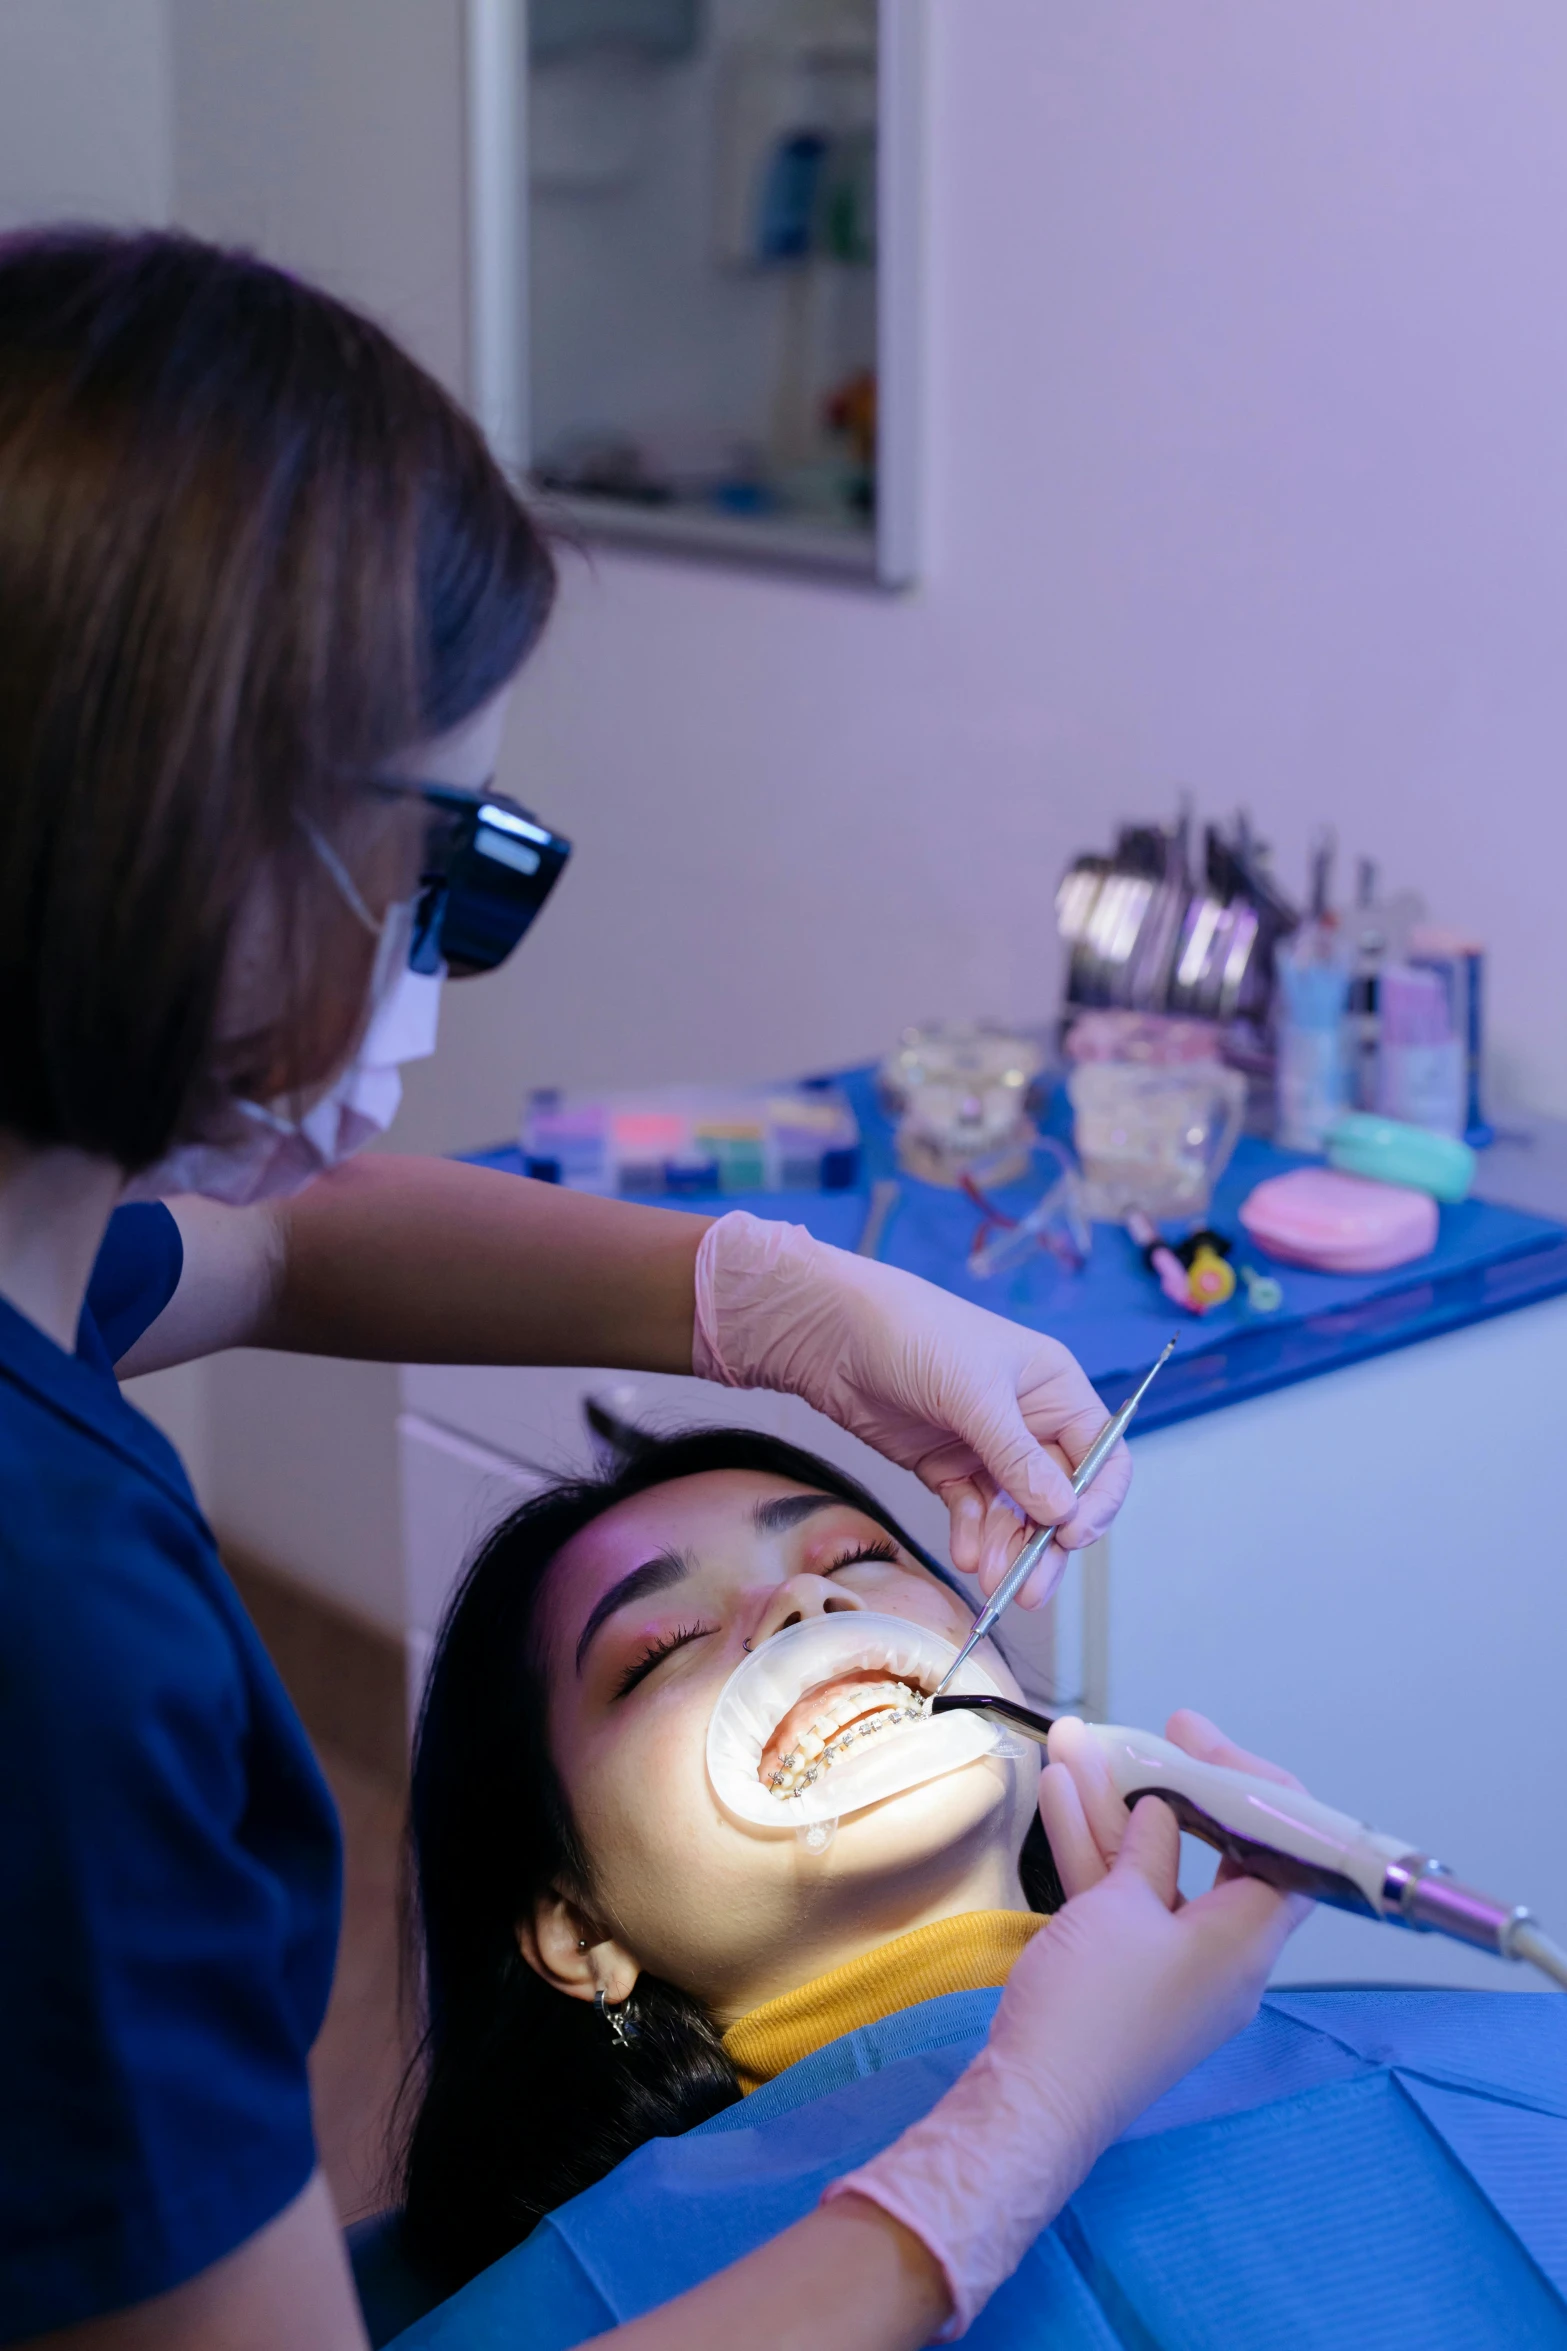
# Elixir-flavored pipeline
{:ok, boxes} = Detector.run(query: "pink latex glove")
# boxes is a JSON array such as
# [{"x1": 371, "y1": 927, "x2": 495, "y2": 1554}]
[
  {"x1": 1037, "y1": 1707, "x2": 1309, "y2": 1900},
  {"x1": 823, "y1": 1714, "x2": 1310, "y2": 2339},
  {"x1": 692, "y1": 1212, "x2": 1132, "y2": 1598}
]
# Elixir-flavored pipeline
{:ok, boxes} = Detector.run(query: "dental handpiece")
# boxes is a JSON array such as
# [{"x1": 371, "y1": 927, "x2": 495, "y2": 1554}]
[
  {"x1": 931, "y1": 1694, "x2": 1567, "y2": 1993},
  {"x1": 930, "y1": 1337, "x2": 1178, "y2": 1705}
]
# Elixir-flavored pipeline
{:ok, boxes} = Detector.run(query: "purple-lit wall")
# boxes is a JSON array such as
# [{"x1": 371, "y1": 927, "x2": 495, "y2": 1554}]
[
  {"x1": 173, "y1": 0, "x2": 1567, "y2": 1150},
  {"x1": 402, "y1": 0, "x2": 1567, "y2": 1148},
  {"x1": 164, "y1": 0, "x2": 1567, "y2": 1624}
]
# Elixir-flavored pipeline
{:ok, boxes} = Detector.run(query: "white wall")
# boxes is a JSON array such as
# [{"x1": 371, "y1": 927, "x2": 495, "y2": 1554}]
[
  {"x1": 170, "y1": 0, "x2": 467, "y2": 394},
  {"x1": 0, "y1": 0, "x2": 171, "y2": 230},
  {"x1": 166, "y1": 1, "x2": 1567, "y2": 1159},
  {"x1": 0, "y1": 0, "x2": 213, "y2": 1487},
  {"x1": 161, "y1": 0, "x2": 1567, "y2": 1607},
  {"x1": 373, "y1": 0, "x2": 1567, "y2": 1156}
]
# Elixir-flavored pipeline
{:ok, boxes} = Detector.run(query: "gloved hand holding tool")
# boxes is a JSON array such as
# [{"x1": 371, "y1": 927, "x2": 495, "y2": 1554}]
[
  {"x1": 823, "y1": 1713, "x2": 1310, "y2": 2339},
  {"x1": 694, "y1": 1211, "x2": 1133, "y2": 1597}
]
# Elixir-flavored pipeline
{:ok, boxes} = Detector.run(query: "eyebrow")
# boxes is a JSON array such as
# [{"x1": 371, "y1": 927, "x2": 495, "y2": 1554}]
[
  {"x1": 575, "y1": 1548, "x2": 693, "y2": 1676},
  {"x1": 751, "y1": 1492, "x2": 844, "y2": 1535}
]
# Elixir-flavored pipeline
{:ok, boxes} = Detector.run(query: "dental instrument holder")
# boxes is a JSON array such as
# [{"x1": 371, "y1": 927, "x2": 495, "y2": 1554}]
[
  {"x1": 930, "y1": 1695, "x2": 1567, "y2": 1994},
  {"x1": 930, "y1": 1337, "x2": 1179, "y2": 1705}
]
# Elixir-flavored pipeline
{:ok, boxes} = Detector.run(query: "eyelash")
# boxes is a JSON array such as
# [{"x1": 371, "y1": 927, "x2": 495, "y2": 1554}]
[
  {"x1": 614, "y1": 1621, "x2": 713, "y2": 1698},
  {"x1": 826, "y1": 1538, "x2": 901, "y2": 1573},
  {"x1": 612, "y1": 1540, "x2": 899, "y2": 1697}
]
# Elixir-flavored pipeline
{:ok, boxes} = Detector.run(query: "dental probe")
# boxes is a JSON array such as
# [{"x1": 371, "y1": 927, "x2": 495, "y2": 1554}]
[
  {"x1": 929, "y1": 1337, "x2": 1178, "y2": 1706},
  {"x1": 931, "y1": 1694, "x2": 1567, "y2": 1993}
]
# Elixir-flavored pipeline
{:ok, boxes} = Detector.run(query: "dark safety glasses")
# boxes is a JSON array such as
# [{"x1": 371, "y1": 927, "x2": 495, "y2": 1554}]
[{"x1": 405, "y1": 783, "x2": 572, "y2": 978}]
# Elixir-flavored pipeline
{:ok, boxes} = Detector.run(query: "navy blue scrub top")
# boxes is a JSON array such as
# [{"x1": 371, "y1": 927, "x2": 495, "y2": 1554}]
[{"x1": 0, "y1": 1204, "x2": 341, "y2": 2341}]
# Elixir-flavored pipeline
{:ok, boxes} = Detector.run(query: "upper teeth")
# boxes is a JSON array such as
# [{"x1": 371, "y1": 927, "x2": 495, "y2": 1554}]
[{"x1": 766, "y1": 1677, "x2": 925, "y2": 1799}]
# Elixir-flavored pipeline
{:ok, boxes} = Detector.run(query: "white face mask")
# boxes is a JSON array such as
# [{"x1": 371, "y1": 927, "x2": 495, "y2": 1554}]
[{"x1": 126, "y1": 833, "x2": 444, "y2": 1208}]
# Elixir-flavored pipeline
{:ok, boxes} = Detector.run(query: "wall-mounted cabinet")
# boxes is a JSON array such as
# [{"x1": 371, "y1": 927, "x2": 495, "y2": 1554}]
[{"x1": 467, "y1": 0, "x2": 923, "y2": 584}]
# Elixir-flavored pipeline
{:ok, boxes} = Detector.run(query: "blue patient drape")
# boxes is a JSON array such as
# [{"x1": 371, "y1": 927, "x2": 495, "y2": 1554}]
[{"x1": 388, "y1": 1988, "x2": 1567, "y2": 2349}]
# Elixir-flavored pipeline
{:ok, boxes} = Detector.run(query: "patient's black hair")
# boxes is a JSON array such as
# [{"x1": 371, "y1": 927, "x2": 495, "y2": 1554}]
[{"x1": 399, "y1": 1417, "x2": 1062, "y2": 2291}]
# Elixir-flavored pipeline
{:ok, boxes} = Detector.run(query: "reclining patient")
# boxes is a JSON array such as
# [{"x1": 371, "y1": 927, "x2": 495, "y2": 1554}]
[{"x1": 383, "y1": 1427, "x2": 1567, "y2": 2351}]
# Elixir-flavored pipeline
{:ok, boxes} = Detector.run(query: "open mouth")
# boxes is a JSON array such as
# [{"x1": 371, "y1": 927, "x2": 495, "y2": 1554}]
[
  {"x1": 705, "y1": 1611, "x2": 1010, "y2": 1831},
  {"x1": 760, "y1": 1667, "x2": 934, "y2": 1798}
]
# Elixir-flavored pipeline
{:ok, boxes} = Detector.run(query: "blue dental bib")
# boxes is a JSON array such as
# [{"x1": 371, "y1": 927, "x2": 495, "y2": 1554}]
[{"x1": 386, "y1": 1987, "x2": 1567, "y2": 2349}]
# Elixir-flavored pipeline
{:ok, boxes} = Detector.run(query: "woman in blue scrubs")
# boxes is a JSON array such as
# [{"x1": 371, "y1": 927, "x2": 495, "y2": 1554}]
[{"x1": 0, "y1": 228, "x2": 1162, "y2": 2348}]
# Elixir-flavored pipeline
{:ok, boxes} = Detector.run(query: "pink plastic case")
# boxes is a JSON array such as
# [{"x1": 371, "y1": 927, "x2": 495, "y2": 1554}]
[{"x1": 1238, "y1": 1166, "x2": 1438, "y2": 1273}]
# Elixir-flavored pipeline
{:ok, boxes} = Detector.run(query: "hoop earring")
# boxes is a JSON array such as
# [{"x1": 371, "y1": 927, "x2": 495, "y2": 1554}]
[{"x1": 596, "y1": 1986, "x2": 638, "y2": 2049}]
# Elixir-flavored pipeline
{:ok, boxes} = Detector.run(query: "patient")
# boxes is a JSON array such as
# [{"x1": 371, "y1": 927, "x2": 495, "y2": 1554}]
[
  {"x1": 386, "y1": 1425, "x2": 1567, "y2": 2351},
  {"x1": 404, "y1": 1425, "x2": 1052, "y2": 2281},
  {"x1": 392, "y1": 1426, "x2": 1297, "y2": 2327}
]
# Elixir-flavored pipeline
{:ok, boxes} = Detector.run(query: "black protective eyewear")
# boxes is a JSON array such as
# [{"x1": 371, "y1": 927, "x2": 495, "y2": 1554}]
[{"x1": 405, "y1": 784, "x2": 572, "y2": 978}]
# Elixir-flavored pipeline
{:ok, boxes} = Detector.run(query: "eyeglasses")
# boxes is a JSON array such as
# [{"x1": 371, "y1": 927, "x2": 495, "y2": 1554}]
[{"x1": 402, "y1": 781, "x2": 572, "y2": 978}]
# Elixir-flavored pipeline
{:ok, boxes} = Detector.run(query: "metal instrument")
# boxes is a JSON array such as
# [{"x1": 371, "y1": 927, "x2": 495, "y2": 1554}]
[
  {"x1": 856, "y1": 1178, "x2": 902, "y2": 1260},
  {"x1": 930, "y1": 1693, "x2": 1567, "y2": 1993},
  {"x1": 930, "y1": 1337, "x2": 1177, "y2": 1704},
  {"x1": 1057, "y1": 807, "x2": 1298, "y2": 1031}
]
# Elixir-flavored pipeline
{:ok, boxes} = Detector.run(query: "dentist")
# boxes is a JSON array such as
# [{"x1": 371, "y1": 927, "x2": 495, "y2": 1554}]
[{"x1": 0, "y1": 230, "x2": 1132, "y2": 2349}]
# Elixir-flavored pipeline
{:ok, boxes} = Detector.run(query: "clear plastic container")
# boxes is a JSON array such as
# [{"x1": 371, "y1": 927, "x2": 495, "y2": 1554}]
[
  {"x1": 1067, "y1": 1060, "x2": 1246, "y2": 1220},
  {"x1": 879, "y1": 1021, "x2": 1048, "y2": 1188}
]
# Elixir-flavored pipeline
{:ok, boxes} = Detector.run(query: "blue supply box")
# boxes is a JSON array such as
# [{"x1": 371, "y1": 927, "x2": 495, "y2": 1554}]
[{"x1": 521, "y1": 1084, "x2": 861, "y2": 1198}]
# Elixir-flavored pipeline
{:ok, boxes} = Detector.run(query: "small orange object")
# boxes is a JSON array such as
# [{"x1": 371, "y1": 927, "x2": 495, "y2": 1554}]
[{"x1": 824, "y1": 367, "x2": 877, "y2": 469}]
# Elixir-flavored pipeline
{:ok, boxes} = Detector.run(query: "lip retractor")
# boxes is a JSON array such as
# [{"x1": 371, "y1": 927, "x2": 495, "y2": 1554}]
[{"x1": 707, "y1": 1612, "x2": 1014, "y2": 1831}]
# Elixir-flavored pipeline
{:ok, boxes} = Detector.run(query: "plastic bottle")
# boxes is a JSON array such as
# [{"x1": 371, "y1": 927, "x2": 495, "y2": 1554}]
[
  {"x1": 1343, "y1": 859, "x2": 1424, "y2": 1112},
  {"x1": 1274, "y1": 922, "x2": 1353, "y2": 1153},
  {"x1": 1375, "y1": 965, "x2": 1464, "y2": 1138}
]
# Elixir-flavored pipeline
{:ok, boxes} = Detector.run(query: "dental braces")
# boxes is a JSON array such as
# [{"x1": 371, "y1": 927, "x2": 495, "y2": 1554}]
[{"x1": 767, "y1": 1689, "x2": 926, "y2": 1800}]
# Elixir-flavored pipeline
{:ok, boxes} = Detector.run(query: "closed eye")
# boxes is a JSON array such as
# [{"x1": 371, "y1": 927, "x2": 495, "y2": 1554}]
[
  {"x1": 614, "y1": 1621, "x2": 715, "y2": 1698},
  {"x1": 825, "y1": 1538, "x2": 901, "y2": 1574}
]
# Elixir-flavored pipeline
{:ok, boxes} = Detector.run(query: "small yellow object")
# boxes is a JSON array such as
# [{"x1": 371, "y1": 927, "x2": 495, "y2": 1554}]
[{"x1": 1186, "y1": 1244, "x2": 1237, "y2": 1310}]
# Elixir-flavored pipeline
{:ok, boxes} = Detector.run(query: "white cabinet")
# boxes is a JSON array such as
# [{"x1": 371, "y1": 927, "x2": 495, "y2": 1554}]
[{"x1": 1104, "y1": 1292, "x2": 1567, "y2": 1992}]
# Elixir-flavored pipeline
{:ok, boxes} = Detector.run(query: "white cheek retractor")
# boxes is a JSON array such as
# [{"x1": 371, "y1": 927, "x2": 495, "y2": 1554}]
[{"x1": 705, "y1": 1611, "x2": 1014, "y2": 1832}]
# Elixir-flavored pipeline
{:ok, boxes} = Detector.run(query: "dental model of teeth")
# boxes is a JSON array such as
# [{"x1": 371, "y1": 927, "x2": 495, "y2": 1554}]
[{"x1": 767, "y1": 1678, "x2": 927, "y2": 1799}]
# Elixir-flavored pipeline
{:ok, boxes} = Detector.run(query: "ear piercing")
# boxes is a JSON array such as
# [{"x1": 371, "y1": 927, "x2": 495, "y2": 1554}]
[{"x1": 596, "y1": 1986, "x2": 639, "y2": 2049}]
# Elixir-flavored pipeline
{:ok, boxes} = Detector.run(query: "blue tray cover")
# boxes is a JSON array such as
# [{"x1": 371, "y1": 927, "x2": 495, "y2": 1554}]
[{"x1": 388, "y1": 1986, "x2": 1567, "y2": 2349}]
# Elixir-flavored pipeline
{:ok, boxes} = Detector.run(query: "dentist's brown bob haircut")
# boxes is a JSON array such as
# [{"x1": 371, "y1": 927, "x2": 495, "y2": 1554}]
[{"x1": 0, "y1": 228, "x2": 554, "y2": 1172}]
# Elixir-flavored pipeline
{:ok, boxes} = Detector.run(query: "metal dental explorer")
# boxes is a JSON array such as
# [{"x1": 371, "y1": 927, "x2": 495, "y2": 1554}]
[{"x1": 928, "y1": 1335, "x2": 1178, "y2": 1705}]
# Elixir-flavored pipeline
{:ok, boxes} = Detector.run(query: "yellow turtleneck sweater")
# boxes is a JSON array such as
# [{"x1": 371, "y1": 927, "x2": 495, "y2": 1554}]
[{"x1": 721, "y1": 1909, "x2": 1047, "y2": 2094}]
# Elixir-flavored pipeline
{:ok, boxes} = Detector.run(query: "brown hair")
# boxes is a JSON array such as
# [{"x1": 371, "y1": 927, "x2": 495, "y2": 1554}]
[{"x1": 0, "y1": 227, "x2": 556, "y2": 1170}]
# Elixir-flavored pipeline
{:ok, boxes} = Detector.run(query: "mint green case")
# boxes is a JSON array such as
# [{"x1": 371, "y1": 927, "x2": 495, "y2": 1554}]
[{"x1": 1326, "y1": 1113, "x2": 1475, "y2": 1203}]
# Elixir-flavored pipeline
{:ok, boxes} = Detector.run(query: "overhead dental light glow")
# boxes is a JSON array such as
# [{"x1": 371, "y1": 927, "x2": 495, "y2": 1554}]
[{"x1": 706, "y1": 1613, "x2": 1014, "y2": 1833}]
